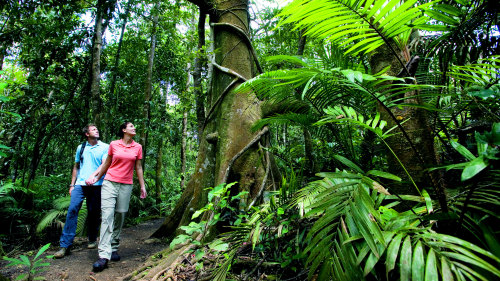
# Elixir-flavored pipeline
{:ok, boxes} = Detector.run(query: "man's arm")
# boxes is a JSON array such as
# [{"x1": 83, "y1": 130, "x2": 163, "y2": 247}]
[
  {"x1": 69, "y1": 163, "x2": 78, "y2": 195},
  {"x1": 135, "y1": 159, "x2": 147, "y2": 199}
]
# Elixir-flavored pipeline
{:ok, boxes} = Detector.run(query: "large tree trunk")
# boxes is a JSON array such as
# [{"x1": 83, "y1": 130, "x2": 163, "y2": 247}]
[
  {"x1": 369, "y1": 44, "x2": 447, "y2": 211},
  {"x1": 152, "y1": 0, "x2": 272, "y2": 238},
  {"x1": 140, "y1": 13, "x2": 158, "y2": 168}
]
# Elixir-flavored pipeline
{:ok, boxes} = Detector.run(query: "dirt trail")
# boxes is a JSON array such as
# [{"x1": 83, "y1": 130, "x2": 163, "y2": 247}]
[{"x1": 1, "y1": 219, "x2": 167, "y2": 281}]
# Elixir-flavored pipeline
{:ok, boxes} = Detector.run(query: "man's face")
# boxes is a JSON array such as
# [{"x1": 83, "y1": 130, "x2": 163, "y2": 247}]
[{"x1": 86, "y1": 126, "x2": 99, "y2": 139}]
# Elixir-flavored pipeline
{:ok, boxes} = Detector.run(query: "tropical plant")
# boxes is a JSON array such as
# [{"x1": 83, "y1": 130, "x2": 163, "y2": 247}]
[
  {"x1": 36, "y1": 197, "x2": 87, "y2": 236},
  {"x1": 2, "y1": 243, "x2": 53, "y2": 281},
  {"x1": 292, "y1": 170, "x2": 500, "y2": 280}
]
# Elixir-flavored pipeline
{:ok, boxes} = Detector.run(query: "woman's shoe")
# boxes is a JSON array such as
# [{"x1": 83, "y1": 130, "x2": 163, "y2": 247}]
[{"x1": 92, "y1": 258, "x2": 108, "y2": 272}]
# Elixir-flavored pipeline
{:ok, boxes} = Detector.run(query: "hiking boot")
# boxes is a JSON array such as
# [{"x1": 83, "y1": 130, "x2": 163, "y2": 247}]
[
  {"x1": 111, "y1": 251, "x2": 120, "y2": 261},
  {"x1": 92, "y1": 258, "x2": 108, "y2": 272},
  {"x1": 54, "y1": 247, "x2": 69, "y2": 259},
  {"x1": 87, "y1": 241, "x2": 97, "y2": 249}
]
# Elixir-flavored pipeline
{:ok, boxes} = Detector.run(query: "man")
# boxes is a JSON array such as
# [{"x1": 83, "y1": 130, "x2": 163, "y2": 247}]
[{"x1": 54, "y1": 124, "x2": 109, "y2": 258}]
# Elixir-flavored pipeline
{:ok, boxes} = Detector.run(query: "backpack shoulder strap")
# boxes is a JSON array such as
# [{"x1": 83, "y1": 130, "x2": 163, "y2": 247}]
[{"x1": 79, "y1": 141, "x2": 87, "y2": 165}]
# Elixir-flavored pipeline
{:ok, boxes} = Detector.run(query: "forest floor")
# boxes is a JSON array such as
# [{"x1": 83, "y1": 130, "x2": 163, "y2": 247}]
[{"x1": 0, "y1": 218, "x2": 168, "y2": 281}]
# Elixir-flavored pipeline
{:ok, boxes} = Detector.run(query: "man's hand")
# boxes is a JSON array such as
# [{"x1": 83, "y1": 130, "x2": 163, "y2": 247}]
[
  {"x1": 69, "y1": 185, "x2": 75, "y2": 196},
  {"x1": 140, "y1": 187, "x2": 147, "y2": 199}
]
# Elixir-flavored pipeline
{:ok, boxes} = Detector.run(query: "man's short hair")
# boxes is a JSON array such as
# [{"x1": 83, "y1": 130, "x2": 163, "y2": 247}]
[{"x1": 82, "y1": 124, "x2": 97, "y2": 135}]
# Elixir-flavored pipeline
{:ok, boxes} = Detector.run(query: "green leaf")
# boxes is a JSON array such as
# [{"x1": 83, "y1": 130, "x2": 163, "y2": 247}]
[
  {"x1": 192, "y1": 208, "x2": 206, "y2": 219},
  {"x1": 334, "y1": 155, "x2": 364, "y2": 173},
  {"x1": 34, "y1": 243, "x2": 51, "y2": 260},
  {"x1": 440, "y1": 256, "x2": 453, "y2": 281},
  {"x1": 461, "y1": 156, "x2": 488, "y2": 181},
  {"x1": 425, "y1": 249, "x2": 438, "y2": 281},
  {"x1": 209, "y1": 240, "x2": 229, "y2": 252},
  {"x1": 367, "y1": 170, "x2": 401, "y2": 181},
  {"x1": 468, "y1": 88, "x2": 496, "y2": 99},
  {"x1": 422, "y1": 189, "x2": 433, "y2": 214},
  {"x1": 20, "y1": 255, "x2": 30, "y2": 266},
  {"x1": 169, "y1": 234, "x2": 191, "y2": 249},
  {"x1": 426, "y1": 9, "x2": 459, "y2": 25},
  {"x1": 412, "y1": 241, "x2": 424, "y2": 281},
  {"x1": 451, "y1": 141, "x2": 476, "y2": 160},
  {"x1": 400, "y1": 236, "x2": 412, "y2": 281},
  {"x1": 386, "y1": 233, "x2": 404, "y2": 274}
]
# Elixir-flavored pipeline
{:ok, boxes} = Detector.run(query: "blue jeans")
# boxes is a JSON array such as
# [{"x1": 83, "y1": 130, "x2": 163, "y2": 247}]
[{"x1": 60, "y1": 185, "x2": 101, "y2": 248}]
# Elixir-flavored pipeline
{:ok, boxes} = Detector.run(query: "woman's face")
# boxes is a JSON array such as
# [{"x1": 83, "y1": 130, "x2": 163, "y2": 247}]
[{"x1": 122, "y1": 123, "x2": 136, "y2": 137}]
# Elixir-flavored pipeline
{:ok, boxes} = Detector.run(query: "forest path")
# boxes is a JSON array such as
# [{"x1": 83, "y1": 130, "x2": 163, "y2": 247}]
[{"x1": 1, "y1": 219, "x2": 167, "y2": 281}]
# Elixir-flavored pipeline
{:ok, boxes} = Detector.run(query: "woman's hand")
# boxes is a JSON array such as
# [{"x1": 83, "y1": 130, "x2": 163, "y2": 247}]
[
  {"x1": 85, "y1": 176, "x2": 98, "y2": 185},
  {"x1": 140, "y1": 186, "x2": 147, "y2": 199}
]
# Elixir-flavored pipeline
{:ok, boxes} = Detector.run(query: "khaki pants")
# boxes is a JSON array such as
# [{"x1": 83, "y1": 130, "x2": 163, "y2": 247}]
[{"x1": 98, "y1": 180, "x2": 132, "y2": 260}]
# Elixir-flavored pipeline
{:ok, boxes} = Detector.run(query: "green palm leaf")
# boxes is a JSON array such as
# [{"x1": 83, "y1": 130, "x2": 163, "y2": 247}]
[{"x1": 278, "y1": 0, "x2": 432, "y2": 56}]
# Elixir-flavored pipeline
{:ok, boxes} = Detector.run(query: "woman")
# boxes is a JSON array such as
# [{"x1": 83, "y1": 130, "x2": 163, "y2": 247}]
[{"x1": 88, "y1": 121, "x2": 147, "y2": 272}]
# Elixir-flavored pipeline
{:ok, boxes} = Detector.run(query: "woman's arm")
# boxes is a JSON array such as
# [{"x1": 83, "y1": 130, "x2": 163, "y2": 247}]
[
  {"x1": 135, "y1": 159, "x2": 147, "y2": 199},
  {"x1": 86, "y1": 155, "x2": 112, "y2": 185}
]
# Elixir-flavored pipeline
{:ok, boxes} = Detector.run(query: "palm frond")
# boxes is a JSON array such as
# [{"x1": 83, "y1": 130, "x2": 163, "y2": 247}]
[
  {"x1": 278, "y1": 0, "x2": 432, "y2": 56},
  {"x1": 296, "y1": 169, "x2": 500, "y2": 280}
]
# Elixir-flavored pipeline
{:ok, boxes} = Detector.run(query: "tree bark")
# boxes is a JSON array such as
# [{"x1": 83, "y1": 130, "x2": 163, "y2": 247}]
[
  {"x1": 369, "y1": 44, "x2": 447, "y2": 211},
  {"x1": 89, "y1": 0, "x2": 105, "y2": 126},
  {"x1": 180, "y1": 110, "x2": 188, "y2": 188},
  {"x1": 155, "y1": 138, "x2": 163, "y2": 205},
  {"x1": 140, "y1": 13, "x2": 159, "y2": 168},
  {"x1": 109, "y1": 0, "x2": 131, "y2": 120},
  {"x1": 194, "y1": 9, "x2": 207, "y2": 140},
  {"x1": 152, "y1": 0, "x2": 273, "y2": 238}
]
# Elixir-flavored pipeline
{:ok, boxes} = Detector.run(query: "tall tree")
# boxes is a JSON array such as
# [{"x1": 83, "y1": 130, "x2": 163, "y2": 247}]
[
  {"x1": 140, "y1": 11, "x2": 159, "y2": 168},
  {"x1": 153, "y1": 0, "x2": 273, "y2": 238},
  {"x1": 89, "y1": 0, "x2": 116, "y2": 127}
]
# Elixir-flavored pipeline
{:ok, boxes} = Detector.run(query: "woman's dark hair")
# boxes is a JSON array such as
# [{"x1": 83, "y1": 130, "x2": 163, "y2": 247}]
[{"x1": 118, "y1": 121, "x2": 132, "y2": 138}]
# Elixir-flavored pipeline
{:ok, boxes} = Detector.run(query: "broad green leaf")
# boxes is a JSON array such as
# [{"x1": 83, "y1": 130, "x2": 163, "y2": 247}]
[
  {"x1": 450, "y1": 141, "x2": 475, "y2": 161},
  {"x1": 412, "y1": 241, "x2": 425, "y2": 281},
  {"x1": 169, "y1": 234, "x2": 191, "y2": 249},
  {"x1": 425, "y1": 249, "x2": 438, "y2": 281},
  {"x1": 400, "y1": 236, "x2": 412, "y2": 281},
  {"x1": 334, "y1": 155, "x2": 364, "y2": 173},
  {"x1": 34, "y1": 243, "x2": 51, "y2": 260},
  {"x1": 434, "y1": 4, "x2": 461, "y2": 16},
  {"x1": 440, "y1": 256, "x2": 454, "y2": 281},
  {"x1": 363, "y1": 252, "x2": 379, "y2": 276},
  {"x1": 426, "y1": 9, "x2": 459, "y2": 25},
  {"x1": 422, "y1": 189, "x2": 433, "y2": 214},
  {"x1": 461, "y1": 157, "x2": 488, "y2": 181}
]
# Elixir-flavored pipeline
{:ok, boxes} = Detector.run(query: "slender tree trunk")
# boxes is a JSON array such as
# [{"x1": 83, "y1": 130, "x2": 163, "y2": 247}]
[
  {"x1": 155, "y1": 138, "x2": 163, "y2": 205},
  {"x1": 152, "y1": 0, "x2": 274, "y2": 238},
  {"x1": 89, "y1": 0, "x2": 105, "y2": 127},
  {"x1": 109, "y1": 0, "x2": 131, "y2": 125},
  {"x1": 141, "y1": 13, "x2": 159, "y2": 168},
  {"x1": 194, "y1": 9, "x2": 207, "y2": 140},
  {"x1": 295, "y1": 29, "x2": 317, "y2": 176},
  {"x1": 180, "y1": 110, "x2": 188, "y2": 188}
]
